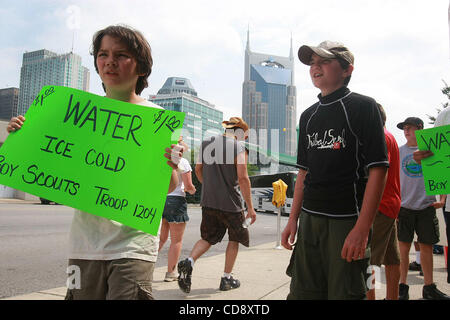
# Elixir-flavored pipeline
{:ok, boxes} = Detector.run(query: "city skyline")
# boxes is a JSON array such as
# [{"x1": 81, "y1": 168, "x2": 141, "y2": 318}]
[
  {"x1": 242, "y1": 29, "x2": 297, "y2": 156},
  {"x1": 0, "y1": 87, "x2": 19, "y2": 121},
  {"x1": 1, "y1": 0, "x2": 449, "y2": 146},
  {"x1": 17, "y1": 49, "x2": 90, "y2": 115},
  {"x1": 149, "y1": 76, "x2": 224, "y2": 157}
]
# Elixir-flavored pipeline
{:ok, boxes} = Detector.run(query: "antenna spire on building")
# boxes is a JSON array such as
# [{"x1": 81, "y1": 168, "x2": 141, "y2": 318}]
[
  {"x1": 289, "y1": 32, "x2": 294, "y2": 59},
  {"x1": 246, "y1": 24, "x2": 250, "y2": 51},
  {"x1": 71, "y1": 30, "x2": 75, "y2": 53}
]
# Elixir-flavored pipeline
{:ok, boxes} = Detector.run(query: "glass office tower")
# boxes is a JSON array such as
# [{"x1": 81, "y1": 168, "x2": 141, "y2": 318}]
[
  {"x1": 242, "y1": 30, "x2": 297, "y2": 157},
  {"x1": 0, "y1": 87, "x2": 19, "y2": 121},
  {"x1": 17, "y1": 49, "x2": 90, "y2": 115},
  {"x1": 149, "y1": 77, "x2": 223, "y2": 151}
]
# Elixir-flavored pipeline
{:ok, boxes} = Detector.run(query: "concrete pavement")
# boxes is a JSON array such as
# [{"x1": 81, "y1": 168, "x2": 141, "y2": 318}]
[
  {"x1": 3, "y1": 240, "x2": 449, "y2": 300},
  {"x1": 1, "y1": 198, "x2": 449, "y2": 300}
]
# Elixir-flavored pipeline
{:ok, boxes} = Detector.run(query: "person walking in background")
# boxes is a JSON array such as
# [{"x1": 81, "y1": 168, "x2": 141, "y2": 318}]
[
  {"x1": 282, "y1": 40, "x2": 389, "y2": 300},
  {"x1": 159, "y1": 137, "x2": 196, "y2": 282},
  {"x1": 177, "y1": 117, "x2": 256, "y2": 294},
  {"x1": 413, "y1": 106, "x2": 450, "y2": 284},
  {"x1": 366, "y1": 103, "x2": 401, "y2": 300},
  {"x1": 396, "y1": 116, "x2": 449, "y2": 300}
]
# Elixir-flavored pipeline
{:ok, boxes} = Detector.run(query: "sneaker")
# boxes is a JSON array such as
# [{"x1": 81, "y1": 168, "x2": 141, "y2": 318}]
[
  {"x1": 177, "y1": 259, "x2": 193, "y2": 293},
  {"x1": 422, "y1": 283, "x2": 450, "y2": 300},
  {"x1": 164, "y1": 271, "x2": 178, "y2": 282},
  {"x1": 399, "y1": 283, "x2": 409, "y2": 300},
  {"x1": 219, "y1": 276, "x2": 241, "y2": 291},
  {"x1": 409, "y1": 261, "x2": 422, "y2": 272},
  {"x1": 433, "y1": 245, "x2": 444, "y2": 255}
]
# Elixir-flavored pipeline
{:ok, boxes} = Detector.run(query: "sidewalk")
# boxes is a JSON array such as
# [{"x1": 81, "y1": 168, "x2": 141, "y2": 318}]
[
  {"x1": 3, "y1": 240, "x2": 449, "y2": 300},
  {"x1": 0, "y1": 198, "x2": 39, "y2": 204},
  {"x1": 3, "y1": 241, "x2": 291, "y2": 300}
]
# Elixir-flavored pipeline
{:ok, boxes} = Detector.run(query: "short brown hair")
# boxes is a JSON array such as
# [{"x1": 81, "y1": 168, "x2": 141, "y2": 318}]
[
  {"x1": 337, "y1": 58, "x2": 352, "y2": 86},
  {"x1": 91, "y1": 25, "x2": 153, "y2": 95}
]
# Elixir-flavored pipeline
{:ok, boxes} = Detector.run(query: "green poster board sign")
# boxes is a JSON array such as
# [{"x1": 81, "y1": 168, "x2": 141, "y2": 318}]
[
  {"x1": 0, "y1": 86, "x2": 184, "y2": 236},
  {"x1": 415, "y1": 124, "x2": 450, "y2": 195}
]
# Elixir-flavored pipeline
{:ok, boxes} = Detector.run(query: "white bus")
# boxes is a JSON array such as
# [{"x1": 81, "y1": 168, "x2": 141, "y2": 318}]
[{"x1": 249, "y1": 171, "x2": 297, "y2": 216}]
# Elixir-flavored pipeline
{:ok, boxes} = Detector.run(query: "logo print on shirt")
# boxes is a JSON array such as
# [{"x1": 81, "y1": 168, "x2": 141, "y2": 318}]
[
  {"x1": 307, "y1": 129, "x2": 346, "y2": 150},
  {"x1": 401, "y1": 154, "x2": 422, "y2": 178}
]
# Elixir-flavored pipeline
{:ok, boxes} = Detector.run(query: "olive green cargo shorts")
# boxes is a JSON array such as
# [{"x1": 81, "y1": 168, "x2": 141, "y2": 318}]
[
  {"x1": 65, "y1": 258, "x2": 155, "y2": 300},
  {"x1": 286, "y1": 211, "x2": 371, "y2": 300}
]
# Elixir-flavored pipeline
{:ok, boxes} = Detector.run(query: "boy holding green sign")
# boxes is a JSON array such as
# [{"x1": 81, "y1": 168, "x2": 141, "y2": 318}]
[
  {"x1": 7, "y1": 25, "x2": 183, "y2": 300},
  {"x1": 414, "y1": 107, "x2": 450, "y2": 284},
  {"x1": 396, "y1": 117, "x2": 448, "y2": 300}
]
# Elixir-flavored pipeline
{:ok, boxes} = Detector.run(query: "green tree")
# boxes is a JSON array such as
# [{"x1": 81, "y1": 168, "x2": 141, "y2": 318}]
[
  {"x1": 247, "y1": 163, "x2": 260, "y2": 176},
  {"x1": 427, "y1": 80, "x2": 449, "y2": 124}
]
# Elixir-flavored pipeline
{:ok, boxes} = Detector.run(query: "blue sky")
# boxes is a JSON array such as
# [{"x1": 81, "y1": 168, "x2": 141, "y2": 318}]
[{"x1": 1, "y1": 0, "x2": 449, "y2": 145}]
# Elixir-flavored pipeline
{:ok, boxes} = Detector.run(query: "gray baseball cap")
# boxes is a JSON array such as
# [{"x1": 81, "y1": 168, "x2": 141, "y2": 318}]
[
  {"x1": 396, "y1": 117, "x2": 424, "y2": 130},
  {"x1": 298, "y1": 40, "x2": 354, "y2": 65}
]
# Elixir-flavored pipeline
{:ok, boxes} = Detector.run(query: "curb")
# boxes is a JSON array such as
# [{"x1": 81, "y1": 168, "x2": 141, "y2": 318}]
[{"x1": 2, "y1": 242, "x2": 292, "y2": 300}]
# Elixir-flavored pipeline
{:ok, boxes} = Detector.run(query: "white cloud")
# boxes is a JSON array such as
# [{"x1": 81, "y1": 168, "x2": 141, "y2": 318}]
[{"x1": 1, "y1": 0, "x2": 449, "y2": 147}]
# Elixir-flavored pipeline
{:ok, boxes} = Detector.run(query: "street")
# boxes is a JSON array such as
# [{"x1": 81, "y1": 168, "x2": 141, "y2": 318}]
[{"x1": 0, "y1": 201, "x2": 288, "y2": 299}]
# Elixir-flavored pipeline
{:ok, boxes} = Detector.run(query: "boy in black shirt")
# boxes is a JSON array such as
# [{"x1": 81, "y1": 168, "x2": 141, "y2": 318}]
[{"x1": 282, "y1": 41, "x2": 389, "y2": 299}]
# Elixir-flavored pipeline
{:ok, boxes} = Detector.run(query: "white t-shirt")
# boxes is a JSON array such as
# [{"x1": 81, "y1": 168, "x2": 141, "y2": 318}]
[
  {"x1": 68, "y1": 99, "x2": 163, "y2": 262},
  {"x1": 434, "y1": 107, "x2": 450, "y2": 209},
  {"x1": 399, "y1": 144, "x2": 436, "y2": 210},
  {"x1": 168, "y1": 157, "x2": 192, "y2": 197},
  {"x1": 435, "y1": 107, "x2": 450, "y2": 127}
]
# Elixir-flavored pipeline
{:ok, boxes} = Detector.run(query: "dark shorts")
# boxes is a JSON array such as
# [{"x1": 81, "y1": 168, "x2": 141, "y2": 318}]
[
  {"x1": 162, "y1": 196, "x2": 189, "y2": 223},
  {"x1": 370, "y1": 211, "x2": 400, "y2": 266},
  {"x1": 65, "y1": 258, "x2": 155, "y2": 300},
  {"x1": 286, "y1": 211, "x2": 370, "y2": 300},
  {"x1": 200, "y1": 207, "x2": 249, "y2": 247},
  {"x1": 397, "y1": 206, "x2": 439, "y2": 245}
]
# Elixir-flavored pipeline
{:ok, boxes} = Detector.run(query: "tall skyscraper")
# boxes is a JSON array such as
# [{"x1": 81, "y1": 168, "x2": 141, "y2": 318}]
[
  {"x1": 17, "y1": 49, "x2": 90, "y2": 115},
  {"x1": 0, "y1": 87, "x2": 19, "y2": 121},
  {"x1": 242, "y1": 30, "x2": 297, "y2": 157},
  {"x1": 149, "y1": 77, "x2": 223, "y2": 151}
]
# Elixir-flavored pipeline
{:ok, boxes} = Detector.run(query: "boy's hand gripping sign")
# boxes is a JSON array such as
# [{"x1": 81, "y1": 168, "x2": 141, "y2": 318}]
[
  {"x1": 415, "y1": 124, "x2": 450, "y2": 196},
  {"x1": 0, "y1": 86, "x2": 184, "y2": 236}
]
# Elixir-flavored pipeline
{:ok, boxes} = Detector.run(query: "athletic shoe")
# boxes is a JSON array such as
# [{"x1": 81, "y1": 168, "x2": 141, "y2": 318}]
[
  {"x1": 177, "y1": 259, "x2": 193, "y2": 293},
  {"x1": 433, "y1": 245, "x2": 444, "y2": 255},
  {"x1": 164, "y1": 271, "x2": 178, "y2": 282},
  {"x1": 422, "y1": 283, "x2": 450, "y2": 300},
  {"x1": 408, "y1": 261, "x2": 422, "y2": 272},
  {"x1": 219, "y1": 276, "x2": 241, "y2": 291},
  {"x1": 399, "y1": 283, "x2": 409, "y2": 300}
]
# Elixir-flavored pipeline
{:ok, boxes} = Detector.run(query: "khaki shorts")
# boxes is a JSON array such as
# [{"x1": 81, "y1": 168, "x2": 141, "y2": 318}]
[
  {"x1": 286, "y1": 211, "x2": 370, "y2": 300},
  {"x1": 397, "y1": 206, "x2": 440, "y2": 245},
  {"x1": 65, "y1": 258, "x2": 155, "y2": 300},
  {"x1": 370, "y1": 211, "x2": 400, "y2": 266},
  {"x1": 200, "y1": 207, "x2": 249, "y2": 247}
]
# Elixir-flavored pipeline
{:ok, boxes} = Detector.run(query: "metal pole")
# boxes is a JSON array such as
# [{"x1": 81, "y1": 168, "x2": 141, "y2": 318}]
[{"x1": 275, "y1": 206, "x2": 282, "y2": 249}]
